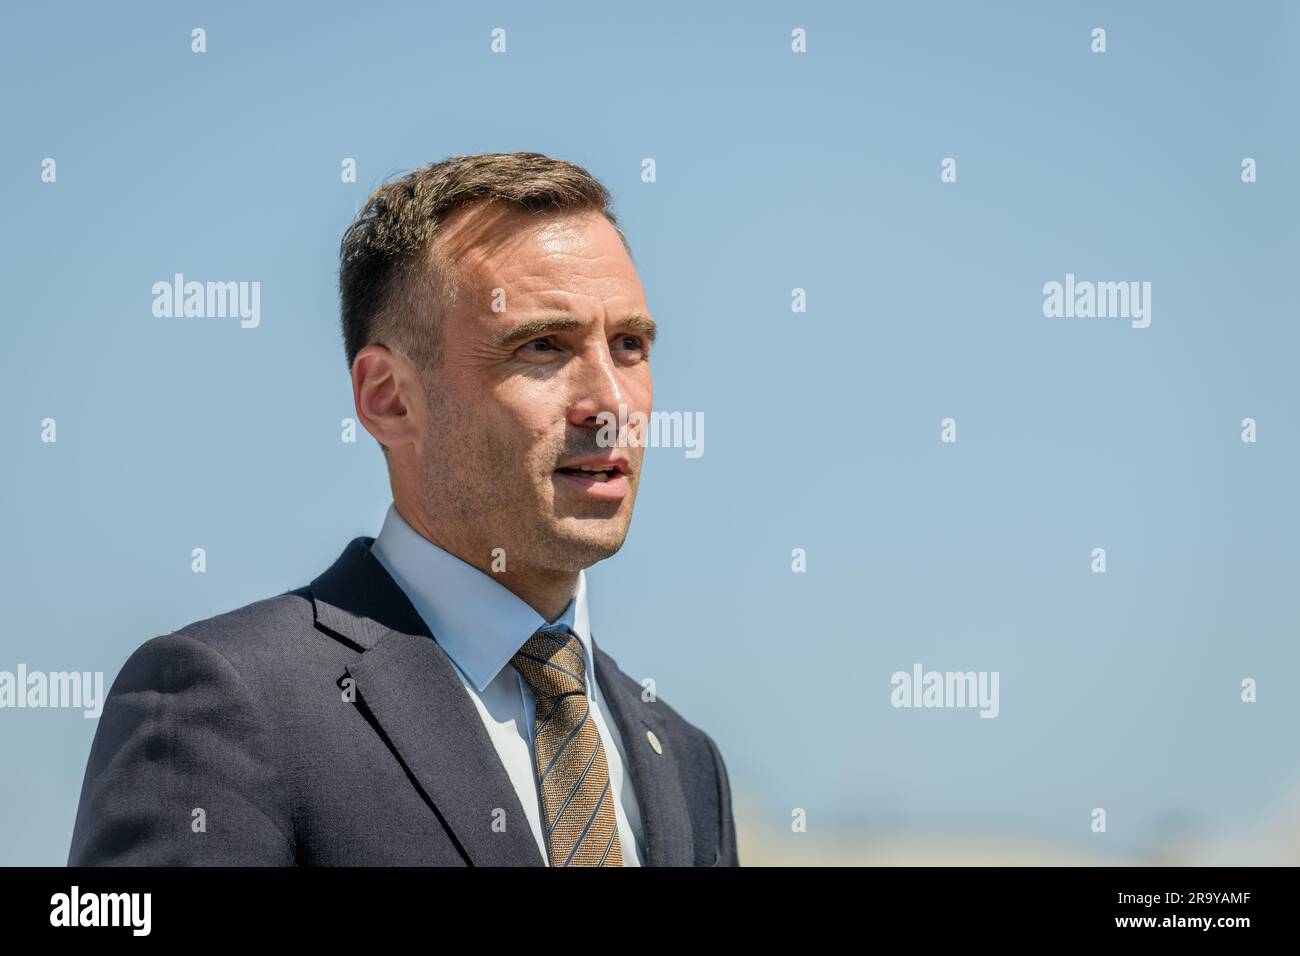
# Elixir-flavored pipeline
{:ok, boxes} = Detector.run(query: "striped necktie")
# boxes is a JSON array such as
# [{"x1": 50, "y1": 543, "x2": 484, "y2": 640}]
[{"x1": 510, "y1": 623, "x2": 623, "y2": 867}]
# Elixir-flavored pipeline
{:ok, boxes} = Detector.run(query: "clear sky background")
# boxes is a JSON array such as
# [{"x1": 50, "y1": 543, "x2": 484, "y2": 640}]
[{"x1": 2, "y1": 0, "x2": 1297, "y2": 864}]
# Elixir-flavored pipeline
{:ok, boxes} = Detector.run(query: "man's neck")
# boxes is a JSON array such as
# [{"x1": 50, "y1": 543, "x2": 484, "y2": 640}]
[{"x1": 393, "y1": 502, "x2": 578, "y2": 622}]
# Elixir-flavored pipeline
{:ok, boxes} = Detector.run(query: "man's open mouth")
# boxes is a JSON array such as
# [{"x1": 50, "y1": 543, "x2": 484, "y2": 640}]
[
  {"x1": 555, "y1": 464, "x2": 619, "y2": 483},
  {"x1": 552, "y1": 457, "x2": 631, "y2": 499}
]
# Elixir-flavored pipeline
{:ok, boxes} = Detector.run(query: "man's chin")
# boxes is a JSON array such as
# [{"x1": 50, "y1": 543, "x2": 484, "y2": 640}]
[{"x1": 536, "y1": 519, "x2": 630, "y2": 571}]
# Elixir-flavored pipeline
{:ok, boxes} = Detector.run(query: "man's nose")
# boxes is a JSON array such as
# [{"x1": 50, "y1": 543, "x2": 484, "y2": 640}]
[{"x1": 567, "y1": 344, "x2": 626, "y2": 429}]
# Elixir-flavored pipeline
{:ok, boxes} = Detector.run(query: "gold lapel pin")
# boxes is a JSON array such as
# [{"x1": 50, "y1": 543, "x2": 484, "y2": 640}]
[{"x1": 646, "y1": 729, "x2": 663, "y2": 755}]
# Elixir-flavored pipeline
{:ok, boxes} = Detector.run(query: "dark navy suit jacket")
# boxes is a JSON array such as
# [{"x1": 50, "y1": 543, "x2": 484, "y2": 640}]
[{"x1": 68, "y1": 537, "x2": 739, "y2": 866}]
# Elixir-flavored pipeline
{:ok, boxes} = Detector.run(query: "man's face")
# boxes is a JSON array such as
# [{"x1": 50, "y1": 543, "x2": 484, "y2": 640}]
[{"x1": 416, "y1": 205, "x2": 655, "y2": 574}]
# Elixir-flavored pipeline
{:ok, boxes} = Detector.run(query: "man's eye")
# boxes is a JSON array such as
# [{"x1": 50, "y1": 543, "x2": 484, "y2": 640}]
[
  {"x1": 616, "y1": 336, "x2": 647, "y2": 353},
  {"x1": 524, "y1": 337, "x2": 555, "y2": 352}
]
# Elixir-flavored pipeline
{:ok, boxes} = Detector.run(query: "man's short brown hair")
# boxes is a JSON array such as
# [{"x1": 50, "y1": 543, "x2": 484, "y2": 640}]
[{"x1": 338, "y1": 152, "x2": 630, "y2": 376}]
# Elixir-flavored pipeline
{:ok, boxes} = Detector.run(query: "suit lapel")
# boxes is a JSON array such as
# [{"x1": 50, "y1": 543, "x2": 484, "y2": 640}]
[
  {"x1": 310, "y1": 536, "x2": 544, "y2": 867},
  {"x1": 593, "y1": 636, "x2": 696, "y2": 866}
]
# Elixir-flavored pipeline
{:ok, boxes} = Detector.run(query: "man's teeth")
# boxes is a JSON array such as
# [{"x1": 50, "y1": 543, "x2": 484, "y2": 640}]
[{"x1": 566, "y1": 465, "x2": 613, "y2": 481}]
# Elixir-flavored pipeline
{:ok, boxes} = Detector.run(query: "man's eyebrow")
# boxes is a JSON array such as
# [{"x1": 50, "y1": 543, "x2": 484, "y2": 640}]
[
  {"x1": 620, "y1": 312, "x2": 658, "y2": 343},
  {"x1": 494, "y1": 312, "x2": 658, "y2": 349}
]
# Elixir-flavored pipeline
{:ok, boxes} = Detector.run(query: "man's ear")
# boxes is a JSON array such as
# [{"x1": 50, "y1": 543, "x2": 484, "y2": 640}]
[{"x1": 352, "y1": 343, "x2": 426, "y2": 458}]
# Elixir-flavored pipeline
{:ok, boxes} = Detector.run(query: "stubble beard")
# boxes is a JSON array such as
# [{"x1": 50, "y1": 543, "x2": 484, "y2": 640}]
[{"x1": 417, "y1": 387, "x2": 634, "y2": 576}]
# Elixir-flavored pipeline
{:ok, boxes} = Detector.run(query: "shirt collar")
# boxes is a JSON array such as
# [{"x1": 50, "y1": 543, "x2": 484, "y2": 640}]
[{"x1": 369, "y1": 501, "x2": 592, "y2": 693}]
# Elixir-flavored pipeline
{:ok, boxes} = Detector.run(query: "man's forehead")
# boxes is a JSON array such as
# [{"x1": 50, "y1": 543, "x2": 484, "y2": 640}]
[{"x1": 434, "y1": 204, "x2": 607, "y2": 283}]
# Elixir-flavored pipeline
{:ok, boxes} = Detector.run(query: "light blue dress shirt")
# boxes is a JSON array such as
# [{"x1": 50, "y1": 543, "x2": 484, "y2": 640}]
[{"x1": 369, "y1": 501, "x2": 645, "y2": 865}]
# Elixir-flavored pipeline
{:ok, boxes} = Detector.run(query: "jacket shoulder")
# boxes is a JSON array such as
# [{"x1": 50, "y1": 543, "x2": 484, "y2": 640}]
[
  {"x1": 70, "y1": 596, "x2": 306, "y2": 864},
  {"x1": 165, "y1": 587, "x2": 318, "y2": 672}
]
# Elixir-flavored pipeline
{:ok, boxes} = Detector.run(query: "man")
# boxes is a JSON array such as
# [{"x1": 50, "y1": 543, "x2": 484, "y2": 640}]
[{"x1": 67, "y1": 152, "x2": 739, "y2": 867}]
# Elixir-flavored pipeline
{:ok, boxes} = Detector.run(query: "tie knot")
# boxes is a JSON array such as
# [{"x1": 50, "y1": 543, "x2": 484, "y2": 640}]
[{"x1": 510, "y1": 624, "x2": 588, "y2": 700}]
